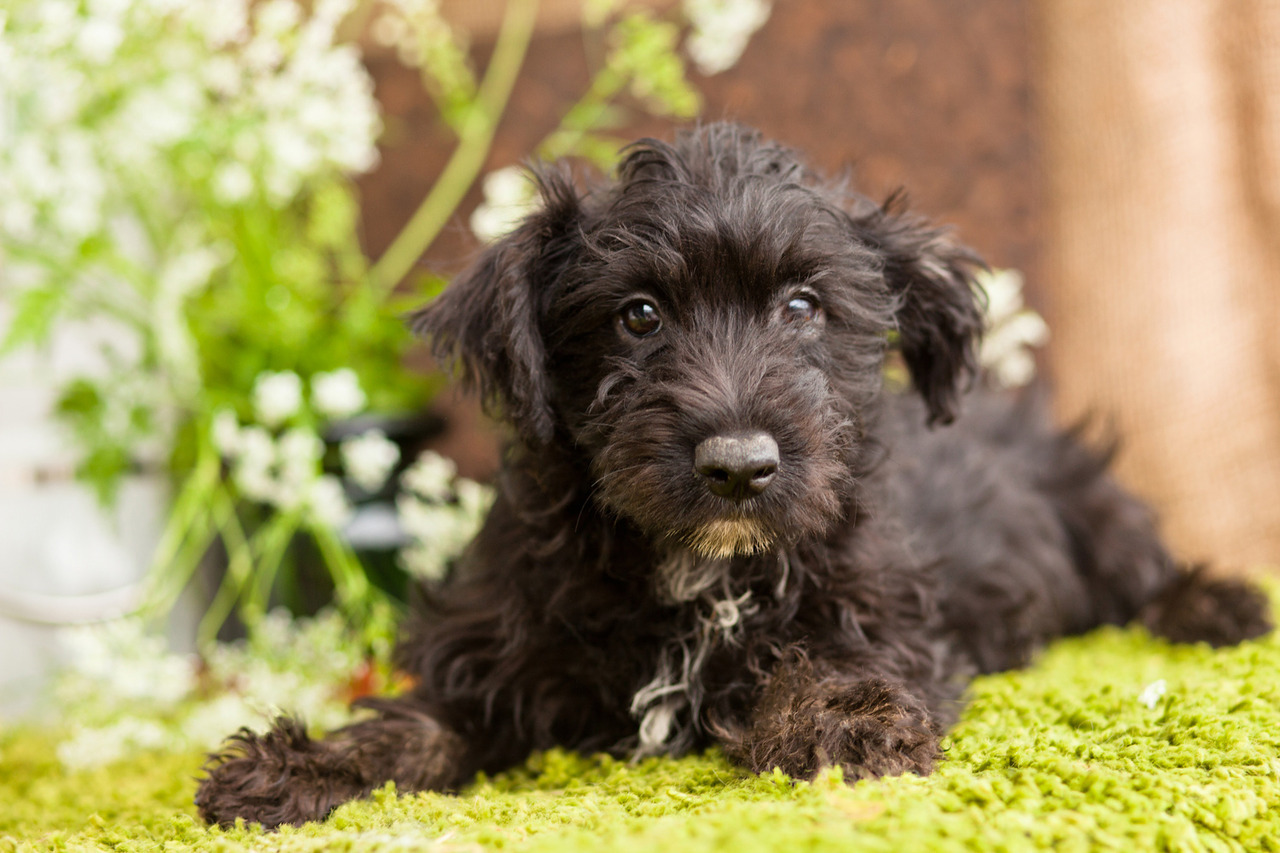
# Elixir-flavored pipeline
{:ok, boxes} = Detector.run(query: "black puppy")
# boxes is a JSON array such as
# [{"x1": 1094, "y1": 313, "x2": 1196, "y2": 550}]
[{"x1": 196, "y1": 123, "x2": 1271, "y2": 829}]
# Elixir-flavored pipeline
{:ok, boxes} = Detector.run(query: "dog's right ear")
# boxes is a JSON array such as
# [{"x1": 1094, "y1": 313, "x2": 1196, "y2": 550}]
[
  {"x1": 411, "y1": 169, "x2": 581, "y2": 445},
  {"x1": 847, "y1": 193, "x2": 986, "y2": 426}
]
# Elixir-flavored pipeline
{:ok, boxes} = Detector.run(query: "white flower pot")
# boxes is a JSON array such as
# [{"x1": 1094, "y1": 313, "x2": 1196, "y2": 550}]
[{"x1": 0, "y1": 315, "x2": 187, "y2": 718}]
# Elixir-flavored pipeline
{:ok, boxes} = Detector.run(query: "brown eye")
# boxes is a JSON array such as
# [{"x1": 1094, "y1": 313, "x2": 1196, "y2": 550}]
[
  {"x1": 783, "y1": 294, "x2": 820, "y2": 324},
  {"x1": 621, "y1": 300, "x2": 661, "y2": 337}
]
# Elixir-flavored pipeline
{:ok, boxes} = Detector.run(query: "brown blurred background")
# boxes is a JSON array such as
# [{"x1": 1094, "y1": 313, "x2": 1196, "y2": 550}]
[{"x1": 356, "y1": 1, "x2": 1280, "y2": 570}]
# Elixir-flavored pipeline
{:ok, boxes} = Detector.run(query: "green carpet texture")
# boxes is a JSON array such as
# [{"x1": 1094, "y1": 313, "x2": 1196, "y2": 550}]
[{"x1": 5, "y1": 614, "x2": 1280, "y2": 852}]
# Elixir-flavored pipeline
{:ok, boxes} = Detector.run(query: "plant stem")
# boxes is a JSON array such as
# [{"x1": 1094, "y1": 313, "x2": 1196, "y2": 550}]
[
  {"x1": 140, "y1": 438, "x2": 220, "y2": 619},
  {"x1": 311, "y1": 523, "x2": 370, "y2": 609},
  {"x1": 367, "y1": 0, "x2": 540, "y2": 299},
  {"x1": 196, "y1": 486, "x2": 255, "y2": 647},
  {"x1": 241, "y1": 512, "x2": 299, "y2": 626},
  {"x1": 536, "y1": 66, "x2": 625, "y2": 161}
]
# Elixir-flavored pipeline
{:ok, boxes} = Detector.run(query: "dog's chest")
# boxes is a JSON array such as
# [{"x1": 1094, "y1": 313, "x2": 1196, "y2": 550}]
[{"x1": 628, "y1": 549, "x2": 791, "y2": 756}]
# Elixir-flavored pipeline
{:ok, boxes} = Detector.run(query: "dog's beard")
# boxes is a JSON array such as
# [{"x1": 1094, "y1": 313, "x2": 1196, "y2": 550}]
[{"x1": 682, "y1": 518, "x2": 774, "y2": 560}]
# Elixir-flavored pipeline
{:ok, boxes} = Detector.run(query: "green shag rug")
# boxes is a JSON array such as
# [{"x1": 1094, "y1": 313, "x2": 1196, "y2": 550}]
[{"x1": 5, "y1": 616, "x2": 1280, "y2": 852}]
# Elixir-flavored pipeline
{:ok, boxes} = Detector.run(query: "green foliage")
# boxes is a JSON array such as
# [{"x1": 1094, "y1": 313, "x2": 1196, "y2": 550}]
[
  {"x1": 0, "y1": 284, "x2": 65, "y2": 355},
  {"x1": 0, "y1": 0, "x2": 770, "y2": 646},
  {"x1": 609, "y1": 12, "x2": 701, "y2": 118}
]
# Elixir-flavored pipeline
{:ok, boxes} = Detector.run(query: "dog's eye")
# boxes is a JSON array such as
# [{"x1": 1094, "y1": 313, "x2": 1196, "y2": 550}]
[
  {"x1": 782, "y1": 295, "x2": 820, "y2": 325},
  {"x1": 620, "y1": 300, "x2": 662, "y2": 337}
]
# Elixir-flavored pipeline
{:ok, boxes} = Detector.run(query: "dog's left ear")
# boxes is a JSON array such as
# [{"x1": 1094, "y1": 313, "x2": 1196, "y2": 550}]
[
  {"x1": 411, "y1": 169, "x2": 581, "y2": 445},
  {"x1": 851, "y1": 194, "x2": 986, "y2": 425}
]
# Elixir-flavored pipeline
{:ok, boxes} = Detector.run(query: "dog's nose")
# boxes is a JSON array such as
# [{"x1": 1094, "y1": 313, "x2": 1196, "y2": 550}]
[{"x1": 694, "y1": 432, "x2": 779, "y2": 501}]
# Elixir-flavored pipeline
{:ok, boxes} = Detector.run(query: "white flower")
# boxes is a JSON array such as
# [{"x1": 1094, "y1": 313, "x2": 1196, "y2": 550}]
[
  {"x1": 1139, "y1": 679, "x2": 1167, "y2": 709},
  {"x1": 255, "y1": 0, "x2": 302, "y2": 36},
  {"x1": 401, "y1": 450, "x2": 457, "y2": 502},
  {"x1": 57, "y1": 718, "x2": 172, "y2": 770},
  {"x1": 278, "y1": 426, "x2": 323, "y2": 489},
  {"x1": 683, "y1": 0, "x2": 771, "y2": 75},
  {"x1": 977, "y1": 268, "x2": 1049, "y2": 389},
  {"x1": 75, "y1": 18, "x2": 124, "y2": 64},
  {"x1": 212, "y1": 161, "x2": 254, "y2": 204},
  {"x1": 341, "y1": 429, "x2": 400, "y2": 492},
  {"x1": 238, "y1": 425, "x2": 275, "y2": 468},
  {"x1": 396, "y1": 463, "x2": 492, "y2": 582},
  {"x1": 233, "y1": 425, "x2": 278, "y2": 501},
  {"x1": 455, "y1": 478, "x2": 491, "y2": 519},
  {"x1": 57, "y1": 619, "x2": 196, "y2": 706},
  {"x1": 307, "y1": 474, "x2": 352, "y2": 528},
  {"x1": 211, "y1": 409, "x2": 242, "y2": 456},
  {"x1": 197, "y1": 0, "x2": 250, "y2": 47},
  {"x1": 470, "y1": 166, "x2": 537, "y2": 243},
  {"x1": 179, "y1": 693, "x2": 266, "y2": 748},
  {"x1": 252, "y1": 370, "x2": 303, "y2": 426},
  {"x1": 311, "y1": 368, "x2": 366, "y2": 419}
]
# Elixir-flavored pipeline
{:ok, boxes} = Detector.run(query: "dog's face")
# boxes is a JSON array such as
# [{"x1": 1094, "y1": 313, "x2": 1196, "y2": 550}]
[{"x1": 415, "y1": 125, "x2": 983, "y2": 559}]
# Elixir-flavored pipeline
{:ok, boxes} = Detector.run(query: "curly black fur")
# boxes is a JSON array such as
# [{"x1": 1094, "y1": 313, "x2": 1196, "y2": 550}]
[{"x1": 196, "y1": 124, "x2": 1272, "y2": 829}]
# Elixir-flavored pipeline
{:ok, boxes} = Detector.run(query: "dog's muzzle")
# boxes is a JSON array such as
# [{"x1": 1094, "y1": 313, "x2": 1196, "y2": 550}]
[{"x1": 694, "y1": 432, "x2": 779, "y2": 502}]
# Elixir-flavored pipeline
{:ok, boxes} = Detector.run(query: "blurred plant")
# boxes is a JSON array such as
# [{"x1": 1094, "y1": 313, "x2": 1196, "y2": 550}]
[
  {"x1": 0, "y1": 0, "x2": 770, "y2": 648},
  {"x1": 683, "y1": 0, "x2": 772, "y2": 76},
  {"x1": 977, "y1": 268, "x2": 1049, "y2": 388},
  {"x1": 52, "y1": 609, "x2": 375, "y2": 769},
  {"x1": 397, "y1": 450, "x2": 493, "y2": 582}
]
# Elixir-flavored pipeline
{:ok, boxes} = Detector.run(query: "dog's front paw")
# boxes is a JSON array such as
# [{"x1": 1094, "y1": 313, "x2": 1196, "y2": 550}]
[
  {"x1": 195, "y1": 718, "x2": 370, "y2": 830},
  {"x1": 729, "y1": 676, "x2": 941, "y2": 783}
]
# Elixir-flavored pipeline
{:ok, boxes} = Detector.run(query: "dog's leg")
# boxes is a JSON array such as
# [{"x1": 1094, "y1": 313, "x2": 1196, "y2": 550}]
[
  {"x1": 1046, "y1": 439, "x2": 1273, "y2": 647},
  {"x1": 195, "y1": 698, "x2": 470, "y2": 830},
  {"x1": 722, "y1": 653, "x2": 947, "y2": 783}
]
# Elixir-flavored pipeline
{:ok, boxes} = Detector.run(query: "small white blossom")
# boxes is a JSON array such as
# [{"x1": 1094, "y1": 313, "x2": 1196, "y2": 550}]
[
  {"x1": 311, "y1": 368, "x2": 366, "y2": 419},
  {"x1": 977, "y1": 268, "x2": 1049, "y2": 389},
  {"x1": 401, "y1": 450, "x2": 457, "y2": 502},
  {"x1": 179, "y1": 693, "x2": 266, "y2": 748},
  {"x1": 277, "y1": 426, "x2": 324, "y2": 498},
  {"x1": 252, "y1": 370, "x2": 303, "y2": 426},
  {"x1": 197, "y1": 0, "x2": 250, "y2": 47},
  {"x1": 212, "y1": 161, "x2": 254, "y2": 204},
  {"x1": 307, "y1": 473, "x2": 352, "y2": 528},
  {"x1": 211, "y1": 408, "x2": 242, "y2": 456},
  {"x1": 470, "y1": 166, "x2": 538, "y2": 243},
  {"x1": 455, "y1": 477, "x2": 491, "y2": 518},
  {"x1": 57, "y1": 619, "x2": 196, "y2": 710},
  {"x1": 1139, "y1": 679, "x2": 1167, "y2": 709},
  {"x1": 51, "y1": 610, "x2": 364, "y2": 768},
  {"x1": 396, "y1": 451, "x2": 492, "y2": 582},
  {"x1": 57, "y1": 718, "x2": 172, "y2": 770},
  {"x1": 683, "y1": 0, "x2": 771, "y2": 76},
  {"x1": 237, "y1": 424, "x2": 275, "y2": 467},
  {"x1": 255, "y1": 0, "x2": 302, "y2": 36},
  {"x1": 233, "y1": 425, "x2": 278, "y2": 501},
  {"x1": 341, "y1": 429, "x2": 400, "y2": 493},
  {"x1": 75, "y1": 18, "x2": 124, "y2": 64}
]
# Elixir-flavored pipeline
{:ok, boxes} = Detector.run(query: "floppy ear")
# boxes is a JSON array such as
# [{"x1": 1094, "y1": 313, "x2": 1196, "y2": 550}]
[
  {"x1": 411, "y1": 169, "x2": 581, "y2": 445},
  {"x1": 852, "y1": 193, "x2": 986, "y2": 425}
]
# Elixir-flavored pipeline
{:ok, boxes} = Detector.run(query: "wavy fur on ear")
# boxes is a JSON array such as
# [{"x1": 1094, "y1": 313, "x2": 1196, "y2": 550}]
[
  {"x1": 850, "y1": 191, "x2": 986, "y2": 426},
  {"x1": 411, "y1": 168, "x2": 582, "y2": 445}
]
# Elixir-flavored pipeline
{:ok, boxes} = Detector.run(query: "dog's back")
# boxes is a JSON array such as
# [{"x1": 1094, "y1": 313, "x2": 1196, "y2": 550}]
[{"x1": 883, "y1": 389, "x2": 1270, "y2": 673}]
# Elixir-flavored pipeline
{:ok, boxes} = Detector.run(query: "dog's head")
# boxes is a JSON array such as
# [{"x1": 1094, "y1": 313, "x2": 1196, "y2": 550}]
[{"x1": 415, "y1": 124, "x2": 983, "y2": 559}]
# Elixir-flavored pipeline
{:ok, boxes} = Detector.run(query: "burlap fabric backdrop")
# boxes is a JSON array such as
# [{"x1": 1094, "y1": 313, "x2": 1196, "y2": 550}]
[{"x1": 1040, "y1": 0, "x2": 1280, "y2": 570}]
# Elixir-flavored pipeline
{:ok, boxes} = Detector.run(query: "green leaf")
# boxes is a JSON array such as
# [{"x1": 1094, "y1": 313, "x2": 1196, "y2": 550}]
[{"x1": 1, "y1": 285, "x2": 66, "y2": 354}]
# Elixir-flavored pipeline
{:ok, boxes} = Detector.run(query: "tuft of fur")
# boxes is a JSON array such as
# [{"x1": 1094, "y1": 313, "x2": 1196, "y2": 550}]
[
  {"x1": 1139, "y1": 567, "x2": 1273, "y2": 647},
  {"x1": 196, "y1": 123, "x2": 1272, "y2": 830}
]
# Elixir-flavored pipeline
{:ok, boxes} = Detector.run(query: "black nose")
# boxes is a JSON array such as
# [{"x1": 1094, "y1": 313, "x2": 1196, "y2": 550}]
[{"x1": 694, "y1": 432, "x2": 780, "y2": 501}]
